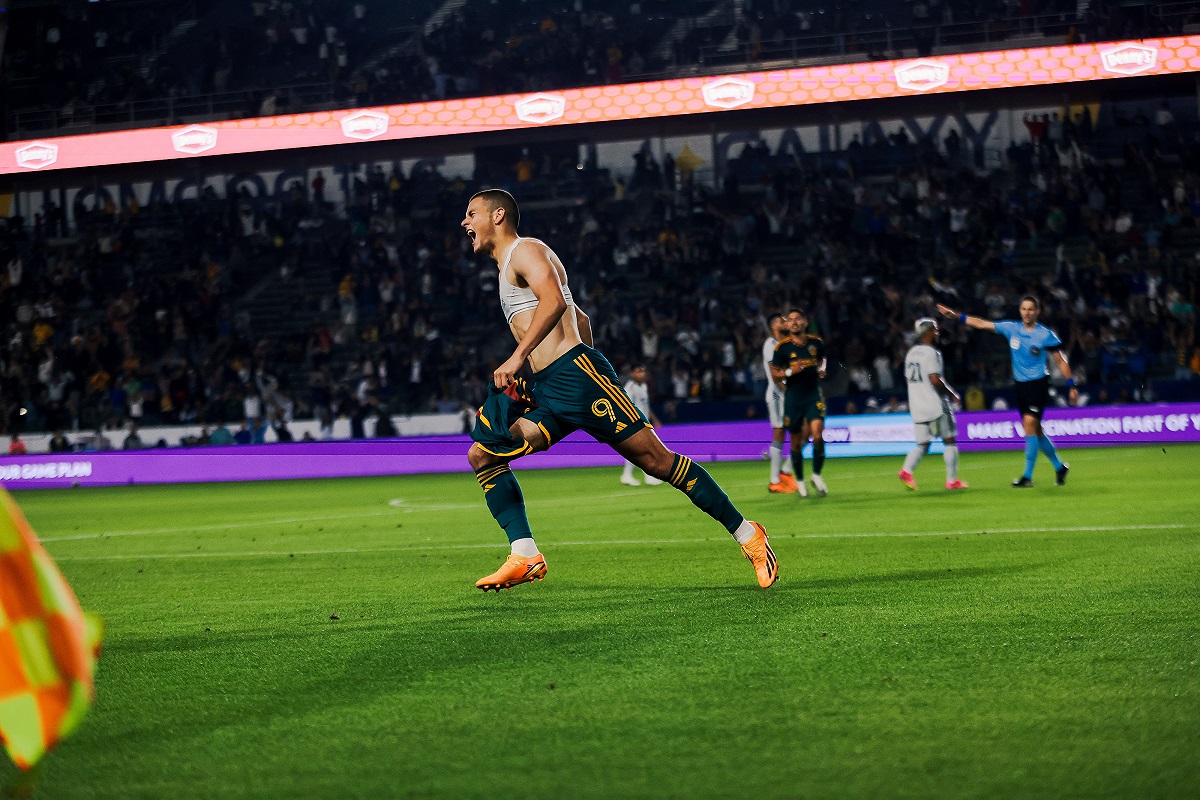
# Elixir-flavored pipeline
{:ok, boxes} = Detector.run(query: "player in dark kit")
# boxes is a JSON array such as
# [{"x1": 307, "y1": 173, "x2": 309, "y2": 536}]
[{"x1": 770, "y1": 309, "x2": 829, "y2": 497}]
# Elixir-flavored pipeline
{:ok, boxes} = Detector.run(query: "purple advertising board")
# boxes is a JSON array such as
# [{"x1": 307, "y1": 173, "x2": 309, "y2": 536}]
[{"x1": 2, "y1": 403, "x2": 1198, "y2": 490}]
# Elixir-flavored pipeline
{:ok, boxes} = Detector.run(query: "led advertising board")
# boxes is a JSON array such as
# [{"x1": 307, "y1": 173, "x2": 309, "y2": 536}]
[{"x1": 2, "y1": 36, "x2": 1197, "y2": 176}]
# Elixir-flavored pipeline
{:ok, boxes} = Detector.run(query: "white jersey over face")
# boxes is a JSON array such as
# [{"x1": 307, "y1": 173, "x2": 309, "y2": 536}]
[
  {"x1": 624, "y1": 379, "x2": 652, "y2": 418},
  {"x1": 904, "y1": 344, "x2": 950, "y2": 423}
]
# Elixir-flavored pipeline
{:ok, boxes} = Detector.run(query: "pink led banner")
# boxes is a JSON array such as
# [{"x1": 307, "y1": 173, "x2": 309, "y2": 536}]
[{"x1": 4, "y1": 36, "x2": 1197, "y2": 175}]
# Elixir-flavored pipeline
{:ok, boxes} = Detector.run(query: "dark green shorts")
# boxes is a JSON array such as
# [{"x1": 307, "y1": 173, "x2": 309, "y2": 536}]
[
  {"x1": 783, "y1": 392, "x2": 825, "y2": 433},
  {"x1": 471, "y1": 344, "x2": 651, "y2": 456}
]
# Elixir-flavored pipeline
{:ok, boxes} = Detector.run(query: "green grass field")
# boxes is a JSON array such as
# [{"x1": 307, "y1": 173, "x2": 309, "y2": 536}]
[{"x1": 4, "y1": 445, "x2": 1199, "y2": 799}]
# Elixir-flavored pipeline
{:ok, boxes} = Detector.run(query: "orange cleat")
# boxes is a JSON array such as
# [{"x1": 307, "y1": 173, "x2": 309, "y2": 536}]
[
  {"x1": 779, "y1": 473, "x2": 800, "y2": 492},
  {"x1": 898, "y1": 469, "x2": 918, "y2": 491},
  {"x1": 475, "y1": 553, "x2": 548, "y2": 592},
  {"x1": 740, "y1": 522, "x2": 779, "y2": 588},
  {"x1": 945, "y1": 479, "x2": 969, "y2": 490},
  {"x1": 768, "y1": 481, "x2": 796, "y2": 494}
]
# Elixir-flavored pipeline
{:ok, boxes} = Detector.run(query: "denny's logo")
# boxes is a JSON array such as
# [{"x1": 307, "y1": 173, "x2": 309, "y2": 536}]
[
  {"x1": 701, "y1": 77, "x2": 755, "y2": 109},
  {"x1": 1100, "y1": 44, "x2": 1157, "y2": 75},
  {"x1": 171, "y1": 125, "x2": 218, "y2": 155},
  {"x1": 514, "y1": 94, "x2": 566, "y2": 124},
  {"x1": 15, "y1": 141, "x2": 58, "y2": 170},
  {"x1": 894, "y1": 59, "x2": 950, "y2": 92},
  {"x1": 340, "y1": 110, "x2": 389, "y2": 140}
]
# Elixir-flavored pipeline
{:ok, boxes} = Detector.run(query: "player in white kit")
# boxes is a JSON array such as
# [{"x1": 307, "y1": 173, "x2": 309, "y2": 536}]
[
  {"x1": 898, "y1": 318, "x2": 968, "y2": 491},
  {"x1": 763, "y1": 314, "x2": 799, "y2": 494},
  {"x1": 620, "y1": 364, "x2": 664, "y2": 486}
]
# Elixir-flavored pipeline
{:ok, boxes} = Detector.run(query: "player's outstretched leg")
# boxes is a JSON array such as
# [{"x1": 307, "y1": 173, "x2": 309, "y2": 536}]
[
  {"x1": 669, "y1": 453, "x2": 779, "y2": 587},
  {"x1": 618, "y1": 430, "x2": 778, "y2": 587},
  {"x1": 468, "y1": 442, "x2": 547, "y2": 592}
]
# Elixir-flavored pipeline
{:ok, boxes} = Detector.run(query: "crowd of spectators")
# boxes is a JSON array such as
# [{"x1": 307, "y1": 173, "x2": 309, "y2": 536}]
[
  {"x1": 4, "y1": 0, "x2": 1194, "y2": 137},
  {"x1": 2, "y1": 92, "x2": 1198, "y2": 448},
  {"x1": 722, "y1": 0, "x2": 1175, "y2": 63},
  {"x1": 1, "y1": 0, "x2": 406, "y2": 133}
]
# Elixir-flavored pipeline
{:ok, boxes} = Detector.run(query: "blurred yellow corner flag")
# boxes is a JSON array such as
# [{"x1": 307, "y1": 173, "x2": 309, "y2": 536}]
[{"x1": 0, "y1": 487, "x2": 102, "y2": 772}]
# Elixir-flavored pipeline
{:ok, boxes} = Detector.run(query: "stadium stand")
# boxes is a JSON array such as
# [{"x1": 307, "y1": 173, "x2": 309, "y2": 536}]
[
  {"x1": 1, "y1": 2, "x2": 1198, "y2": 447},
  {"x1": 3, "y1": 0, "x2": 1194, "y2": 136}
]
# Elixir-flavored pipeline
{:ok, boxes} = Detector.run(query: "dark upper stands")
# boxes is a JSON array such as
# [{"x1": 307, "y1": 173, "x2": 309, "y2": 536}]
[{"x1": 3, "y1": 0, "x2": 1195, "y2": 137}]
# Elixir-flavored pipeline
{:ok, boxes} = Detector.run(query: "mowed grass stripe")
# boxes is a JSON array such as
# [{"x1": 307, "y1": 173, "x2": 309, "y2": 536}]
[{"x1": 51, "y1": 523, "x2": 1194, "y2": 561}]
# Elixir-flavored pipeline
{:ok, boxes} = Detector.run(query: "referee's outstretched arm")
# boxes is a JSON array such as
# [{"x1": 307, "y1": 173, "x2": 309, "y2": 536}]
[
  {"x1": 1051, "y1": 350, "x2": 1081, "y2": 405},
  {"x1": 936, "y1": 303, "x2": 995, "y2": 332}
]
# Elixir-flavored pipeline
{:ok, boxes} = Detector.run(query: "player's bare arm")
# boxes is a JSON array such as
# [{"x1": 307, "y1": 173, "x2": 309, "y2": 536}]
[
  {"x1": 937, "y1": 303, "x2": 995, "y2": 332},
  {"x1": 1053, "y1": 350, "x2": 1080, "y2": 405},
  {"x1": 818, "y1": 358, "x2": 827, "y2": 379},
  {"x1": 495, "y1": 243, "x2": 571, "y2": 387}
]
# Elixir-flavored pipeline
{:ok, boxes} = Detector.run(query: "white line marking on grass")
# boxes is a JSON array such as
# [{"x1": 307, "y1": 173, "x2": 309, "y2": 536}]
[
  {"x1": 39, "y1": 511, "x2": 401, "y2": 542},
  {"x1": 50, "y1": 523, "x2": 1192, "y2": 561},
  {"x1": 40, "y1": 491, "x2": 658, "y2": 542}
]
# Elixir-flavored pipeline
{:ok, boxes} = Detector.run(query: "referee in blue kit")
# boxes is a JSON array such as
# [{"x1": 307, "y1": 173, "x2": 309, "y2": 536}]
[{"x1": 938, "y1": 296, "x2": 1080, "y2": 487}]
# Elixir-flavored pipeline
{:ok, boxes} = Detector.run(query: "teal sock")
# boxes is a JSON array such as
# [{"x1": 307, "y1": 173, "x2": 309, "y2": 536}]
[
  {"x1": 1023, "y1": 435, "x2": 1038, "y2": 479},
  {"x1": 791, "y1": 446, "x2": 805, "y2": 480},
  {"x1": 667, "y1": 453, "x2": 744, "y2": 534},
  {"x1": 812, "y1": 438, "x2": 826, "y2": 475},
  {"x1": 1037, "y1": 434, "x2": 1063, "y2": 470},
  {"x1": 475, "y1": 464, "x2": 532, "y2": 543}
]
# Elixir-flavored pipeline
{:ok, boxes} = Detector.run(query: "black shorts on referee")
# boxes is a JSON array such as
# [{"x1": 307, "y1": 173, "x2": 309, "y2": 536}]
[{"x1": 1013, "y1": 376, "x2": 1050, "y2": 419}]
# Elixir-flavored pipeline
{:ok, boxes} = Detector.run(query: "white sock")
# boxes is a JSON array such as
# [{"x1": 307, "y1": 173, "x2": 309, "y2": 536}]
[
  {"x1": 510, "y1": 537, "x2": 540, "y2": 557},
  {"x1": 903, "y1": 445, "x2": 925, "y2": 474},
  {"x1": 622, "y1": 461, "x2": 635, "y2": 479},
  {"x1": 782, "y1": 453, "x2": 794, "y2": 475},
  {"x1": 944, "y1": 445, "x2": 959, "y2": 481},
  {"x1": 768, "y1": 443, "x2": 783, "y2": 483},
  {"x1": 732, "y1": 519, "x2": 757, "y2": 544}
]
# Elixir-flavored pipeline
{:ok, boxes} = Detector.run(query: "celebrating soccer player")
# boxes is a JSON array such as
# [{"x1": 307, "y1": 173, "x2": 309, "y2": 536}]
[
  {"x1": 937, "y1": 297, "x2": 1079, "y2": 487},
  {"x1": 898, "y1": 318, "x2": 968, "y2": 491},
  {"x1": 769, "y1": 308, "x2": 829, "y2": 498},
  {"x1": 461, "y1": 190, "x2": 778, "y2": 591}
]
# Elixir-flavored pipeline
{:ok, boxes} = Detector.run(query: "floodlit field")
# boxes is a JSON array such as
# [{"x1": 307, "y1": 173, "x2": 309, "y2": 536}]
[{"x1": 4, "y1": 445, "x2": 1199, "y2": 799}]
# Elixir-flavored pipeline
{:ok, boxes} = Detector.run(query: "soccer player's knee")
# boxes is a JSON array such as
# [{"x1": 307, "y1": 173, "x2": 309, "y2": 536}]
[
  {"x1": 649, "y1": 452, "x2": 676, "y2": 479},
  {"x1": 467, "y1": 445, "x2": 497, "y2": 471}
]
